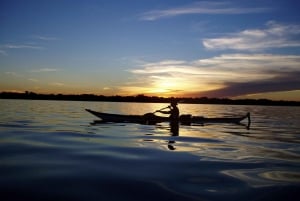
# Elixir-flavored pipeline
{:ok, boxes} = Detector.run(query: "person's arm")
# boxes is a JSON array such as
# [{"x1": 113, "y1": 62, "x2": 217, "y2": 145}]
[{"x1": 156, "y1": 110, "x2": 170, "y2": 114}]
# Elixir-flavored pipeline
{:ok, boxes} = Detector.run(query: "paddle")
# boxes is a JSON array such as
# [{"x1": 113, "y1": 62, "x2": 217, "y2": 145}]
[
  {"x1": 153, "y1": 105, "x2": 170, "y2": 114},
  {"x1": 143, "y1": 106, "x2": 170, "y2": 124},
  {"x1": 143, "y1": 106, "x2": 171, "y2": 122}
]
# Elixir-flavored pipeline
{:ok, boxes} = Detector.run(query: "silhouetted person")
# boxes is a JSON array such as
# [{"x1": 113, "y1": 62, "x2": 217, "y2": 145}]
[
  {"x1": 155, "y1": 100, "x2": 180, "y2": 150},
  {"x1": 156, "y1": 99, "x2": 179, "y2": 135},
  {"x1": 156, "y1": 100, "x2": 179, "y2": 120}
]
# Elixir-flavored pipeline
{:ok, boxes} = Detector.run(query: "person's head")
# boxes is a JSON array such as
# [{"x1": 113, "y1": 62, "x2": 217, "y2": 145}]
[{"x1": 170, "y1": 99, "x2": 178, "y2": 107}]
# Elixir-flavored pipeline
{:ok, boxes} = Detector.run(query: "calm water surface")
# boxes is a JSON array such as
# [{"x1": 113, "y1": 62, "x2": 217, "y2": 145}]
[{"x1": 0, "y1": 99, "x2": 299, "y2": 201}]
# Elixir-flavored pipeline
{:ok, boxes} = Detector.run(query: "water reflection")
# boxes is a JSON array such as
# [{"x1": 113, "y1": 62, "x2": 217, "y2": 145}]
[
  {"x1": 2, "y1": 100, "x2": 300, "y2": 201},
  {"x1": 167, "y1": 122, "x2": 179, "y2": 150},
  {"x1": 222, "y1": 168, "x2": 300, "y2": 188},
  {"x1": 90, "y1": 115, "x2": 250, "y2": 152}
]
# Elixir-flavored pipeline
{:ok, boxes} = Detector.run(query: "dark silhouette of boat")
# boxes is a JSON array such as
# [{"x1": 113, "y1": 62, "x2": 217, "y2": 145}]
[{"x1": 85, "y1": 109, "x2": 251, "y2": 126}]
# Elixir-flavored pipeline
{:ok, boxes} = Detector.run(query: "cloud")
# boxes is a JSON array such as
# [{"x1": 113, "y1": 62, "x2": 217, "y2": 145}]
[
  {"x1": 203, "y1": 21, "x2": 300, "y2": 51},
  {"x1": 4, "y1": 44, "x2": 44, "y2": 50},
  {"x1": 31, "y1": 68, "x2": 60, "y2": 72},
  {"x1": 0, "y1": 49, "x2": 8, "y2": 56},
  {"x1": 28, "y1": 78, "x2": 39, "y2": 82},
  {"x1": 192, "y1": 73, "x2": 300, "y2": 98},
  {"x1": 131, "y1": 60, "x2": 192, "y2": 74},
  {"x1": 32, "y1": 35, "x2": 58, "y2": 41},
  {"x1": 5, "y1": 71, "x2": 23, "y2": 77},
  {"x1": 50, "y1": 82, "x2": 65, "y2": 86},
  {"x1": 0, "y1": 44, "x2": 43, "y2": 56},
  {"x1": 126, "y1": 60, "x2": 222, "y2": 96},
  {"x1": 124, "y1": 54, "x2": 300, "y2": 98},
  {"x1": 140, "y1": 1, "x2": 270, "y2": 21},
  {"x1": 1, "y1": 89, "x2": 24, "y2": 93},
  {"x1": 0, "y1": 35, "x2": 57, "y2": 55}
]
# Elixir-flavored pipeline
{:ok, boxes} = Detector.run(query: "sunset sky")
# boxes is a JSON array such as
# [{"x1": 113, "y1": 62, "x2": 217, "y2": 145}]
[{"x1": 1, "y1": 0, "x2": 300, "y2": 100}]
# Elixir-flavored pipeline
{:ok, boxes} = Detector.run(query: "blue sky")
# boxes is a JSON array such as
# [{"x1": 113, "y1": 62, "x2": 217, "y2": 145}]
[{"x1": 1, "y1": 0, "x2": 300, "y2": 100}]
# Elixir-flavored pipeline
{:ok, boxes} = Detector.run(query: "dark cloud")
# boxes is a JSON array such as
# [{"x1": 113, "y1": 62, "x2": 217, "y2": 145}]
[{"x1": 188, "y1": 72, "x2": 300, "y2": 98}]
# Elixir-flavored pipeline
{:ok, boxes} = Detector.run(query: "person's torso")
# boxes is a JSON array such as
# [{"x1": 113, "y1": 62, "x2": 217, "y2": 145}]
[{"x1": 170, "y1": 107, "x2": 179, "y2": 119}]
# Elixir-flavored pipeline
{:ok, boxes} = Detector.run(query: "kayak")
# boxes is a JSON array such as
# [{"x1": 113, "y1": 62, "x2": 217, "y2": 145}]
[
  {"x1": 85, "y1": 109, "x2": 251, "y2": 125},
  {"x1": 86, "y1": 109, "x2": 168, "y2": 124}
]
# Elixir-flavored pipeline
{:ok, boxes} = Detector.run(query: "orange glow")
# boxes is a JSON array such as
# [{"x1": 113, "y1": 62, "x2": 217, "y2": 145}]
[{"x1": 119, "y1": 75, "x2": 225, "y2": 97}]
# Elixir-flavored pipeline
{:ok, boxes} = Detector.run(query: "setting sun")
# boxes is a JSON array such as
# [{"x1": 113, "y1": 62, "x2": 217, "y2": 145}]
[
  {"x1": 120, "y1": 73, "x2": 226, "y2": 97},
  {"x1": 150, "y1": 77, "x2": 181, "y2": 94}
]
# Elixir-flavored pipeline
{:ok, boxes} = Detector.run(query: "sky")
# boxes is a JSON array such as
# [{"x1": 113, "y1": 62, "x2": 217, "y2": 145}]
[{"x1": 1, "y1": 0, "x2": 300, "y2": 101}]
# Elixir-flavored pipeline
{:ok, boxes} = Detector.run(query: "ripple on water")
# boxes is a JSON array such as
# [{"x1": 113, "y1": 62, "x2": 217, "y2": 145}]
[{"x1": 222, "y1": 168, "x2": 300, "y2": 188}]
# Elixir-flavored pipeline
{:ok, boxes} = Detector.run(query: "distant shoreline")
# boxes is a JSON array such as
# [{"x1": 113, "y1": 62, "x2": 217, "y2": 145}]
[{"x1": 1, "y1": 91, "x2": 299, "y2": 106}]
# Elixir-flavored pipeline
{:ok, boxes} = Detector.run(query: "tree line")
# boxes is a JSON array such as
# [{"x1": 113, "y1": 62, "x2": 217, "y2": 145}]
[{"x1": 0, "y1": 91, "x2": 299, "y2": 106}]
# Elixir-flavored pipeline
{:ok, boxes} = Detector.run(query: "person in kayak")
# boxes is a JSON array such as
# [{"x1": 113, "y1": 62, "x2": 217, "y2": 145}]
[
  {"x1": 156, "y1": 99, "x2": 179, "y2": 122},
  {"x1": 156, "y1": 99, "x2": 180, "y2": 137}
]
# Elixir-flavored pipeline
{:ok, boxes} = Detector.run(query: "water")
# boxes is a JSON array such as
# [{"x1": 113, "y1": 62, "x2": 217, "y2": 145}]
[{"x1": 0, "y1": 99, "x2": 299, "y2": 201}]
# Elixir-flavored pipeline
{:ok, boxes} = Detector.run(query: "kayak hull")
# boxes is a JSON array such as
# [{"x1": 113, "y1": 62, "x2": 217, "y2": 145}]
[{"x1": 85, "y1": 109, "x2": 250, "y2": 125}]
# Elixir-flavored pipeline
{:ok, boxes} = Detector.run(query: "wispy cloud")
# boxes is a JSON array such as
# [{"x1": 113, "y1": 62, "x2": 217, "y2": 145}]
[
  {"x1": 4, "y1": 44, "x2": 44, "y2": 50},
  {"x1": 140, "y1": 1, "x2": 270, "y2": 21},
  {"x1": 1, "y1": 89, "x2": 24, "y2": 93},
  {"x1": 31, "y1": 68, "x2": 60, "y2": 73},
  {"x1": 0, "y1": 49, "x2": 8, "y2": 56},
  {"x1": 123, "y1": 54, "x2": 300, "y2": 97},
  {"x1": 49, "y1": 82, "x2": 65, "y2": 86},
  {"x1": 32, "y1": 35, "x2": 58, "y2": 41},
  {"x1": 203, "y1": 21, "x2": 300, "y2": 51},
  {"x1": 28, "y1": 78, "x2": 39, "y2": 82},
  {"x1": 0, "y1": 35, "x2": 58, "y2": 55},
  {"x1": 5, "y1": 71, "x2": 23, "y2": 77},
  {"x1": 0, "y1": 43, "x2": 43, "y2": 56}
]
